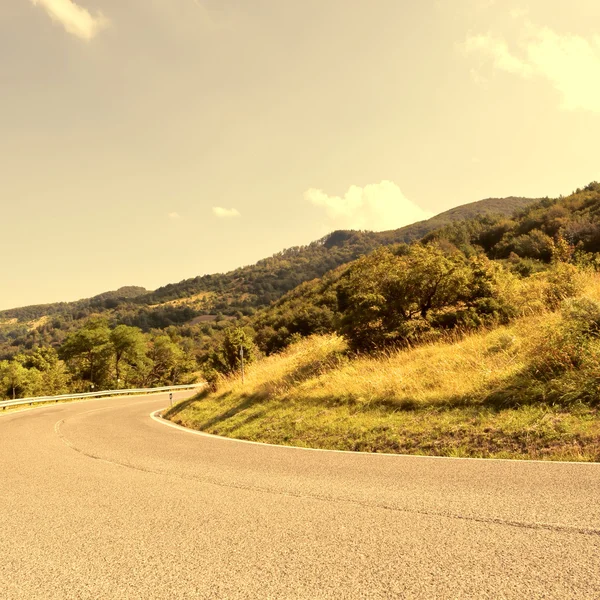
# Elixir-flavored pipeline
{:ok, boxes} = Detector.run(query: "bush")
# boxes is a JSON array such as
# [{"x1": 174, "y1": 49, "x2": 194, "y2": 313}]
[
  {"x1": 201, "y1": 366, "x2": 221, "y2": 391},
  {"x1": 498, "y1": 230, "x2": 554, "y2": 261},
  {"x1": 503, "y1": 296, "x2": 600, "y2": 406},
  {"x1": 337, "y1": 245, "x2": 501, "y2": 351},
  {"x1": 562, "y1": 297, "x2": 600, "y2": 337},
  {"x1": 486, "y1": 332, "x2": 519, "y2": 355},
  {"x1": 544, "y1": 263, "x2": 582, "y2": 309}
]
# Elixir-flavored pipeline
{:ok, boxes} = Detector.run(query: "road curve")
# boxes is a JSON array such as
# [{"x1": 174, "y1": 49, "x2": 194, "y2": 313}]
[{"x1": 1, "y1": 393, "x2": 599, "y2": 599}]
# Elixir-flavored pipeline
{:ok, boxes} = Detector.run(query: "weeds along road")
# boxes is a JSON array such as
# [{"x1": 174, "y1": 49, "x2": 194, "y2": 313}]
[{"x1": 1, "y1": 393, "x2": 599, "y2": 600}]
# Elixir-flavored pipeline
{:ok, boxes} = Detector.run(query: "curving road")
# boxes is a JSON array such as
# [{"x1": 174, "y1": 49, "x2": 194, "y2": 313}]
[{"x1": 1, "y1": 393, "x2": 599, "y2": 599}]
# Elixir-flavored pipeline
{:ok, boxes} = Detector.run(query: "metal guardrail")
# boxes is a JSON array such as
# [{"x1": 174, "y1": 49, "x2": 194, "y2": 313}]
[{"x1": 0, "y1": 383, "x2": 204, "y2": 410}]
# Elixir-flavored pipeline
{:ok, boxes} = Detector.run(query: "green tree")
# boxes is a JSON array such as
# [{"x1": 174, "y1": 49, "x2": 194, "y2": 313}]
[
  {"x1": 337, "y1": 245, "x2": 496, "y2": 351},
  {"x1": 0, "y1": 360, "x2": 32, "y2": 399},
  {"x1": 208, "y1": 327, "x2": 257, "y2": 375},
  {"x1": 109, "y1": 325, "x2": 147, "y2": 386},
  {"x1": 147, "y1": 335, "x2": 193, "y2": 385},
  {"x1": 21, "y1": 347, "x2": 69, "y2": 397},
  {"x1": 60, "y1": 319, "x2": 112, "y2": 390}
]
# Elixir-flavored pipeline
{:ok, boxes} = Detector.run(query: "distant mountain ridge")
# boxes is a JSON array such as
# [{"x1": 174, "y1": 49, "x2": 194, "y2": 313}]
[
  {"x1": 135, "y1": 195, "x2": 537, "y2": 311},
  {"x1": 0, "y1": 195, "x2": 537, "y2": 327},
  {"x1": 356, "y1": 196, "x2": 537, "y2": 246},
  {"x1": 0, "y1": 287, "x2": 148, "y2": 322}
]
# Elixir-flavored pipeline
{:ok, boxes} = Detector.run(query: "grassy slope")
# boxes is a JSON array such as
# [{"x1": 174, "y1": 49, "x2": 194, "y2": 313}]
[{"x1": 165, "y1": 272, "x2": 600, "y2": 461}]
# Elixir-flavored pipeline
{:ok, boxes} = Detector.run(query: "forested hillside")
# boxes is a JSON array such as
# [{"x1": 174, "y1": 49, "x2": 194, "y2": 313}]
[
  {"x1": 423, "y1": 182, "x2": 600, "y2": 260},
  {"x1": 1, "y1": 190, "x2": 558, "y2": 399},
  {"x1": 139, "y1": 195, "x2": 535, "y2": 309},
  {"x1": 198, "y1": 183, "x2": 600, "y2": 374},
  {"x1": 0, "y1": 194, "x2": 534, "y2": 364}
]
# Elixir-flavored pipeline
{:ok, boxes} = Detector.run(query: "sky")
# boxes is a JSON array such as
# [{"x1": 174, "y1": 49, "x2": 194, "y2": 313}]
[{"x1": 1, "y1": 0, "x2": 599, "y2": 309}]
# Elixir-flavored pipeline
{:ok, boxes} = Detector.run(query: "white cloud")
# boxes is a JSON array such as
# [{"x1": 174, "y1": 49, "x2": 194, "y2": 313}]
[
  {"x1": 305, "y1": 181, "x2": 433, "y2": 232},
  {"x1": 30, "y1": 0, "x2": 109, "y2": 41},
  {"x1": 464, "y1": 34, "x2": 533, "y2": 78},
  {"x1": 168, "y1": 212, "x2": 181, "y2": 220},
  {"x1": 212, "y1": 207, "x2": 241, "y2": 218},
  {"x1": 464, "y1": 25, "x2": 600, "y2": 112}
]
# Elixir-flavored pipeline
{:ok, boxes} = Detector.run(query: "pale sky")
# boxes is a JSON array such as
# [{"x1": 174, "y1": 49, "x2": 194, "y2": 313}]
[{"x1": 1, "y1": 0, "x2": 599, "y2": 310}]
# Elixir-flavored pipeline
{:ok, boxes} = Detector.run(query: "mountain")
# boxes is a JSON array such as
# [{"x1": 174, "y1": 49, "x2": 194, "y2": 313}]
[
  {"x1": 0, "y1": 195, "x2": 537, "y2": 360},
  {"x1": 423, "y1": 182, "x2": 600, "y2": 261},
  {"x1": 243, "y1": 184, "x2": 600, "y2": 355},
  {"x1": 0, "y1": 287, "x2": 148, "y2": 322},
  {"x1": 135, "y1": 195, "x2": 538, "y2": 313}
]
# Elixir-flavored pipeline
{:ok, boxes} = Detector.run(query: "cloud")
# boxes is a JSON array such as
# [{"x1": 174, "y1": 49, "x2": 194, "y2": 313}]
[
  {"x1": 464, "y1": 34, "x2": 533, "y2": 77},
  {"x1": 305, "y1": 181, "x2": 433, "y2": 232},
  {"x1": 30, "y1": 0, "x2": 109, "y2": 41},
  {"x1": 212, "y1": 207, "x2": 241, "y2": 218},
  {"x1": 168, "y1": 212, "x2": 181, "y2": 220},
  {"x1": 464, "y1": 25, "x2": 600, "y2": 112}
]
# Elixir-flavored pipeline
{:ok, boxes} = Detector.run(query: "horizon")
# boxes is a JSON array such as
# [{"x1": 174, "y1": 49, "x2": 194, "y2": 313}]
[{"x1": 2, "y1": 0, "x2": 599, "y2": 309}]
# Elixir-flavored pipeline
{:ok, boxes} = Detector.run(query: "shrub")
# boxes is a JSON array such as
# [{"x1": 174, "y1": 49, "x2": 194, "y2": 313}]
[
  {"x1": 562, "y1": 297, "x2": 600, "y2": 337},
  {"x1": 497, "y1": 230, "x2": 555, "y2": 261},
  {"x1": 544, "y1": 263, "x2": 583, "y2": 309}
]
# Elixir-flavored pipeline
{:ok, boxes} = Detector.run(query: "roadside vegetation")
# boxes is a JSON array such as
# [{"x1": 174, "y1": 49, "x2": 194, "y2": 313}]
[
  {"x1": 165, "y1": 267, "x2": 600, "y2": 460},
  {"x1": 164, "y1": 182, "x2": 600, "y2": 459},
  {"x1": 0, "y1": 323, "x2": 197, "y2": 400}
]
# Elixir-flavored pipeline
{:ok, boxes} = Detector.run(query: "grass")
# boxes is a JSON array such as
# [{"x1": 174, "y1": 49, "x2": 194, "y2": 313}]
[{"x1": 164, "y1": 272, "x2": 600, "y2": 462}]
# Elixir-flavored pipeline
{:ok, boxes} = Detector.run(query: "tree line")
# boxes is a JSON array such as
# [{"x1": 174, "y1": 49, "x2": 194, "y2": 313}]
[{"x1": 0, "y1": 320, "x2": 196, "y2": 400}]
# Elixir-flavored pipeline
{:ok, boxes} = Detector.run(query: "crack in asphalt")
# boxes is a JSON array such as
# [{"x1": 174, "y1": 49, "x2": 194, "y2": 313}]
[{"x1": 54, "y1": 418, "x2": 600, "y2": 539}]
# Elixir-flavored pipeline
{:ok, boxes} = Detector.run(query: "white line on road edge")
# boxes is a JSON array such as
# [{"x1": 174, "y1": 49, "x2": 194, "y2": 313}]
[{"x1": 150, "y1": 410, "x2": 600, "y2": 466}]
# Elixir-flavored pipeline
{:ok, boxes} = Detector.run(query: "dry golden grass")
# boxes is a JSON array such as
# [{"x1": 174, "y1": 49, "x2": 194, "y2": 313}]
[
  {"x1": 0, "y1": 318, "x2": 18, "y2": 327},
  {"x1": 149, "y1": 292, "x2": 214, "y2": 310},
  {"x1": 27, "y1": 315, "x2": 50, "y2": 330},
  {"x1": 165, "y1": 269, "x2": 600, "y2": 461}
]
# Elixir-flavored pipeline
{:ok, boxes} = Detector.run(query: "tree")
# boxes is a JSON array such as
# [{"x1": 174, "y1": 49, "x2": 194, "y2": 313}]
[
  {"x1": 109, "y1": 325, "x2": 146, "y2": 386},
  {"x1": 208, "y1": 327, "x2": 257, "y2": 375},
  {"x1": 337, "y1": 245, "x2": 496, "y2": 351},
  {"x1": 0, "y1": 360, "x2": 31, "y2": 400},
  {"x1": 21, "y1": 347, "x2": 69, "y2": 397},
  {"x1": 147, "y1": 335, "x2": 193, "y2": 385},
  {"x1": 60, "y1": 319, "x2": 112, "y2": 389}
]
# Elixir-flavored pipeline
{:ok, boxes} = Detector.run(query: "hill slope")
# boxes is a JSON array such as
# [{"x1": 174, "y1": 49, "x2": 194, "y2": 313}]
[
  {"x1": 0, "y1": 286, "x2": 148, "y2": 322},
  {"x1": 165, "y1": 268, "x2": 600, "y2": 461},
  {"x1": 140, "y1": 195, "x2": 537, "y2": 312},
  {"x1": 236, "y1": 185, "x2": 600, "y2": 355},
  {"x1": 0, "y1": 195, "x2": 536, "y2": 361},
  {"x1": 1, "y1": 195, "x2": 536, "y2": 325}
]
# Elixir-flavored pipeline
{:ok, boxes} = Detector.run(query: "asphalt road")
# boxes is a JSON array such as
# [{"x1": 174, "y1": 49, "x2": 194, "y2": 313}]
[{"x1": 1, "y1": 393, "x2": 599, "y2": 599}]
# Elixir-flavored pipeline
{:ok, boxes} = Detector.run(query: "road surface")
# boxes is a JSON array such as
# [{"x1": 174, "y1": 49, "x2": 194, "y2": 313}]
[{"x1": 1, "y1": 393, "x2": 599, "y2": 599}]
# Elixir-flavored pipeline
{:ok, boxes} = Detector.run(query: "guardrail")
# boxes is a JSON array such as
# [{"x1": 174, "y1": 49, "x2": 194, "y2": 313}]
[{"x1": 0, "y1": 383, "x2": 204, "y2": 411}]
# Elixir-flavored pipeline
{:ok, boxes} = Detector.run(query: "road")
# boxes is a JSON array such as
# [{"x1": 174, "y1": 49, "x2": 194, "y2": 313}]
[{"x1": 1, "y1": 393, "x2": 599, "y2": 599}]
